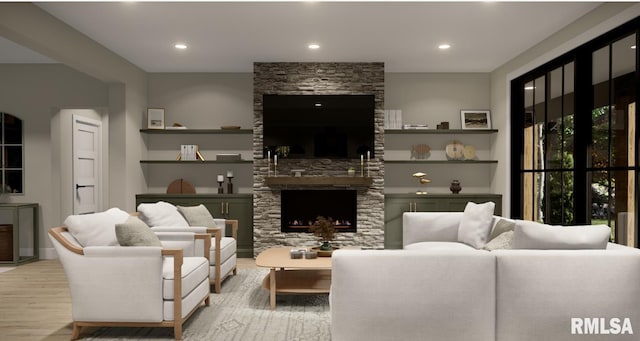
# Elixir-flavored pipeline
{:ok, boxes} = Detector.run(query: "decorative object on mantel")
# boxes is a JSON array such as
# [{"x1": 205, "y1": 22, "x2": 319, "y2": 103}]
[
  {"x1": 226, "y1": 170, "x2": 234, "y2": 194},
  {"x1": 450, "y1": 180, "x2": 462, "y2": 194},
  {"x1": 220, "y1": 125, "x2": 241, "y2": 130},
  {"x1": 445, "y1": 140, "x2": 465, "y2": 160},
  {"x1": 436, "y1": 121, "x2": 450, "y2": 130},
  {"x1": 217, "y1": 174, "x2": 224, "y2": 194},
  {"x1": 412, "y1": 172, "x2": 431, "y2": 195},
  {"x1": 347, "y1": 167, "x2": 356, "y2": 177},
  {"x1": 309, "y1": 216, "x2": 338, "y2": 256},
  {"x1": 166, "y1": 178, "x2": 196, "y2": 194},
  {"x1": 291, "y1": 169, "x2": 305, "y2": 177},
  {"x1": 411, "y1": 144, "x2": 431, "y2": 160}
]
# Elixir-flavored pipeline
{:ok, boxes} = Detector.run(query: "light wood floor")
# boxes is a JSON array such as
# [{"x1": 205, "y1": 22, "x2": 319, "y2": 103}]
[{"x1": 0, "y1": 258, "x2": 257, "y2": 341}]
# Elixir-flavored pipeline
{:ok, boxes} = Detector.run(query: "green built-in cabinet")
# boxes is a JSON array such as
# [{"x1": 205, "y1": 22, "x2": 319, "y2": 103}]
[
  {"x1": 136, "y1": 194, "x2": 253, "y2": 257},
  {"x1": 384, "y1": 194, "x2": 502, "y2": 249}
]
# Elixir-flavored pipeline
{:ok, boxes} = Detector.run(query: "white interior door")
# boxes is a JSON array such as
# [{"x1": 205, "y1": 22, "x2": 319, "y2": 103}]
[{"x1": 73, "y1": 115, "x2": 102, "y2": 214}]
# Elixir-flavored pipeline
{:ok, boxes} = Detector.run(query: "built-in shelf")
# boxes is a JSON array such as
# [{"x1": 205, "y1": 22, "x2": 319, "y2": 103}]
[
  {"x1": 264, "y1": 176, "x2": 373, "y2": 187},
  {"x1": 140, "y1": 129, "x2": 253, "y2": 134},
  {"x1": 140, "y1": 160, "x2": 253, "y2": 164},
  {"x1": 384, "y1": 129, "x2": 498, "y2": 134},
  {"x1": 384, "y1": 160, "x2": 498, "y2": 164}
]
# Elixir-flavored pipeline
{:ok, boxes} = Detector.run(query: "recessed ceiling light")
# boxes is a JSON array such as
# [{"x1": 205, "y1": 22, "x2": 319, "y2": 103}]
[
  {"x1": 632, "y1": 45, "x2": 637, "y2": 49},
  {"x1": 174, "y1": 43, "x2": 188, "y2": 50},
  {"x1": 314, "y1": 103, "x2": 322, "y2": 107},
  {"x1": 524, "y1": 86, "x2": 535, "y2": 90},
  {"x1": 438, "y1": 44, "x2": 451, "y2": 50},
  {"x1": 308, "y1": 43, "x2": 320, "y2": 50}
]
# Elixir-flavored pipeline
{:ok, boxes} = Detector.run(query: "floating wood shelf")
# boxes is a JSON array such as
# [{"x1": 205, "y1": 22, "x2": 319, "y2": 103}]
[{"x1": 264, "y1": 176, "x2": 373, "y2": 187}]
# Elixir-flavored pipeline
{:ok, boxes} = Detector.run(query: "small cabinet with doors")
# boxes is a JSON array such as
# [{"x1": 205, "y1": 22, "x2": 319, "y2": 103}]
[
  {"x1": 136, "y1": 194, "x2": 253, "y2": 257},
  {"x1": 384, "y1": 194, "x2": 502, "y2": 249}
]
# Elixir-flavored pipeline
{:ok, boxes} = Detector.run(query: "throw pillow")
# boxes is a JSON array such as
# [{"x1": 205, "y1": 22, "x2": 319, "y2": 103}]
[
  {"x1": 177, "y1": 204, "x2": 216, "y2": 227},
  {"x1": 115, "y1": 216, "x2": 162, "y2": 247},
  {"x1": 63, "y1": 208, "x2": 129, "y2": 247},
  {"x1": 483, "y1": 231, "x2": 514, "y2": 251},
  {"x1": 457, "y1": 201, "x2": 496, "y2": 249},
  {"x1": 488, "y1": 219, "x2": 516, "y2": 241},
  {"x1": 136, "y1": 201, "x2": 189, "y2": 227},
  {"x1": 512, "y1": 220, "x2": 611, "y2": 249}
]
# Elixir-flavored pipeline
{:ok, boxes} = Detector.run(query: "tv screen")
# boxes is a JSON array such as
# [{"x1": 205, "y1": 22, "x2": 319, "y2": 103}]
[{"x1": 262, "y1": 94, "x2": 375, "y2": 159}]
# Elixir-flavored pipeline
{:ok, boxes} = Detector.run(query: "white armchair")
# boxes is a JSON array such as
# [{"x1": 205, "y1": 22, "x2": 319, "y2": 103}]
[
  {"x1": 137, "y1": 202, "x2": 238, "y2": 293},
  {"x1": 49, "y1": 226, "x2": 211, "y2": 340}
]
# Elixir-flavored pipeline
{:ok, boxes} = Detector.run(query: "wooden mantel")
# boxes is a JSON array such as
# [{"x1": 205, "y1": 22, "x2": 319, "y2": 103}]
[{"x1": 264, "y1": 176, "x2": 373, "y2": 187}]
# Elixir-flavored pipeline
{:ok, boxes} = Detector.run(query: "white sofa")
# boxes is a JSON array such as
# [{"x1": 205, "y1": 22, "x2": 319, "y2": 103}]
[{"x1": 331, "y1": 211, "x2": 640, "y2": 341}]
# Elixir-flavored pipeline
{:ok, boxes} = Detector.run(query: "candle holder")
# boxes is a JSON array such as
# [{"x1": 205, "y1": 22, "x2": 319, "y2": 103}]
[
  {"x1": 217, "y1": 174, "x2": 224, "y2": 194},
  {"x1": 227, "y1": 176, "x2": 234, "y2": 194}
]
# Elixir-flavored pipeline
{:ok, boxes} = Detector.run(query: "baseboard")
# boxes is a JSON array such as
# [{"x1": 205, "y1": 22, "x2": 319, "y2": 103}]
[{"x1": 40, "y1": 248, "x2": 58, "y2": 260}]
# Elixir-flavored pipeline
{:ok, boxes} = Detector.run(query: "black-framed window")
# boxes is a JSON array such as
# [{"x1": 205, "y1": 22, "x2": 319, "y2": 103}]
[{"x1": 511, "y1": 17, "x2": 639, "y2": 246}]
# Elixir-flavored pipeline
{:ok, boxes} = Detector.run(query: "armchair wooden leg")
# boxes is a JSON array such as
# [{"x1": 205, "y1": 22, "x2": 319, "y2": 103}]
[
  {"x1": 214, "y1": 278, "x2": 221, "y2": 293},
  {"x1": 205, "y1": 295, "x2": 210, "y2": 306},
  {"x1": 233, "y1": 266, "x2": 237, "y2": 275},
  {"x1": 71, "y1": 323, "x2": 81, "y2": 340},
  {"x1": 174, "y1": 323, "x2": 182, "y2": 341}
]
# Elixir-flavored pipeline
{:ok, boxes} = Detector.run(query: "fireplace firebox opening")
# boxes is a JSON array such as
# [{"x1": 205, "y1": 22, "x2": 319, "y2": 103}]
[{"x1": 281, "y1": 190, "x2": 357, "y2": 233}]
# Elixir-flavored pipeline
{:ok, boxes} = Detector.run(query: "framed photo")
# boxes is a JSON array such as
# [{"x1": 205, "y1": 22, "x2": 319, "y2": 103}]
[
  {"x1": 147, "y1": 108, "x2": 165, "y2": 129},
  {"x1": 460, "y1": 110, "x2": 491, "y2": 130}
]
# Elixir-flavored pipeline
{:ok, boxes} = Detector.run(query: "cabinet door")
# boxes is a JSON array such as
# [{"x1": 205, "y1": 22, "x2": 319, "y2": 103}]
[
  {"x1": 415, "y1": 199, "x2": 439, "y2": 212},
  {"x1": 384, "y1": 197, "x2": 412, "y2": 249},
  {"x1": 223, "y1": 197, "x2": 253, "y2": 258}
]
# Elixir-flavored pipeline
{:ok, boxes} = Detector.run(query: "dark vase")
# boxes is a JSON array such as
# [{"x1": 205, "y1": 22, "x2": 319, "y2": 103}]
[
  {"x1": 450, "y1": 180, "x2": 462, "y2": 194},
  {"x1": 320, "y1": 241, "x2": 332, "y2": 251}
]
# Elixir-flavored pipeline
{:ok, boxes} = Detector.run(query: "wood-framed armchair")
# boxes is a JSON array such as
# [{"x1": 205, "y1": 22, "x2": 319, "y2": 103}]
[{"x1": 49, "y1": 226, "x2": 211, "y2": 340}]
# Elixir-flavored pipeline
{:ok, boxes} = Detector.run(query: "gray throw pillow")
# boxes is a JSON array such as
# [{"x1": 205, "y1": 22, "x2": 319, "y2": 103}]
[
  {"x1": 483, "y1": 231, "x2": 514, "y2": 251},
  {"x1": 488, "y1": 219, "x2": 516, "y2": 242},
  {"x1": 178, "y1": 204, "x2": 216, "y2": 227},
  {"x1": 115, "y1": 216, "x2": 162, "y2": 247}
]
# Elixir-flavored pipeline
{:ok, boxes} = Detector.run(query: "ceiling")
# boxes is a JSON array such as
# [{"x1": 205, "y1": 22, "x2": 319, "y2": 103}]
[{"x1": 2, "y1": 2, "x2": 602, "y2": 73}]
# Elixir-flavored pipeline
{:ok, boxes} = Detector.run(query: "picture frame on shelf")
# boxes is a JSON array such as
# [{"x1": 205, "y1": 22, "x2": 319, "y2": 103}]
[
  {"x1": 460, "y1": 110, "x2": 491, "y2": 130},
  {"x1": 147, "y1": 108, "x2": 165, "y2": 129}
]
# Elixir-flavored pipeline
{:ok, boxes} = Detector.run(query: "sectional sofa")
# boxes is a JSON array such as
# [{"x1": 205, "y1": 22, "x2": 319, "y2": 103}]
[{"x1": 330, "y1": 206, "x2": 640, "y2": 341}]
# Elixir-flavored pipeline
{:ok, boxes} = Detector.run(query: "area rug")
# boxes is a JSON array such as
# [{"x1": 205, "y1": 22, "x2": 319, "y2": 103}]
[{"x1": 84, "y1": 268, "x2": 331, "y2": 341}]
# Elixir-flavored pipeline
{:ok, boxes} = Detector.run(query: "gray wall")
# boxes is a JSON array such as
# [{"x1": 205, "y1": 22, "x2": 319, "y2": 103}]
[{"x1": 0, "y1": 64, "x2": 108, "y2": 253}]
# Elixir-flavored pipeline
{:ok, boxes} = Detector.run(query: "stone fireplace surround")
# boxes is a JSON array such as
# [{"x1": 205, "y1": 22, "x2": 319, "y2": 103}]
[{"x1": 253, "y1": 62, "x2": 385, "y2": 256}]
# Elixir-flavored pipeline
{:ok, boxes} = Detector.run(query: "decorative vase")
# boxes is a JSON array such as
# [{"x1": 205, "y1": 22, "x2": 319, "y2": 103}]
[
  {"x1": 320, "y1": 241, "x2": 332, "y2": 251},
  {"x1": 450, "y1": 180, "x2": 462, "y2": 194}
]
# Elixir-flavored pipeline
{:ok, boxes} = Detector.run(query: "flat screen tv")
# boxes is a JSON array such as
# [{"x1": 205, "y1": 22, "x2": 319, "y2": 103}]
[{"x1": 262, "y1": 94, "x2": 375, "y2": 159}]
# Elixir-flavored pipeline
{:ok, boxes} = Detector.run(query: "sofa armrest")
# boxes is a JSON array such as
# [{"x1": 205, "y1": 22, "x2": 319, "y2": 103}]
[{"x1": 402, "y1": 212, "x2": 463, "y2": 247}]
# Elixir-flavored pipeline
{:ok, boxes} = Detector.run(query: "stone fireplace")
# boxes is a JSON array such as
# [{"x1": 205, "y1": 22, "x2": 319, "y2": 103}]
[{"x1": 253, "y1": 62, "x2": 385, "y2": 256}]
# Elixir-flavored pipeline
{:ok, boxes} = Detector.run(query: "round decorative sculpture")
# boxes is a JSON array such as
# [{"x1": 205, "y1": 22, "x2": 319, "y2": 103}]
[
  {"x1": 445, "y1": 140, "x2": 464, "y2": 160},
  {"x1": 463, "y1": 145, "x2": 477, "y2": 160}
]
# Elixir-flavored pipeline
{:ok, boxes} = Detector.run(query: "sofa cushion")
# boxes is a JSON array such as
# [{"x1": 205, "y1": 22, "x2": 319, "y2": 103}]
[
  {"x1": 405, "y1": 241, "x2": 478, "y2": 252},
  {"x1": 115, "y1": 216, "x2": 162, "y2": 247},
  {"x1": 162, "y1": 256, "x2": 210, "y2": 300},
  {"x1": 513, "y1": 220, "x2": 610, "y2": 249},
  {"x1": 483, "y1": 231, "x2": 514, "y2": 251},
  {"x1": 137, "y1": 201, "x2": 189, "y2": 227},
  {"x1": 457, "y1": 201, "x2": 495, "y2": 249},
  {"x1": 488, "y1": 219, "x2": 515, "y2": 241},
  {"x1": 63, "y1": 208, "x2": 129, "y2": 247},
  {"x1": 177, "y1": 204, "x2": 216, "y2": 227}
]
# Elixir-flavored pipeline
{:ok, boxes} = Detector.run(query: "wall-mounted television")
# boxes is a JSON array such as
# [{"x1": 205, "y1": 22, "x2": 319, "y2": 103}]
[{"x1": 262, "y1": 94, "x2": 375, "y2": 159}]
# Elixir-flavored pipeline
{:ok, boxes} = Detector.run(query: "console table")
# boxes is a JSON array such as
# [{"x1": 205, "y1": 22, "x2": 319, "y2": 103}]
[{"x1": 0, "y1": 203, "x2": 39, "y2": 266}]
